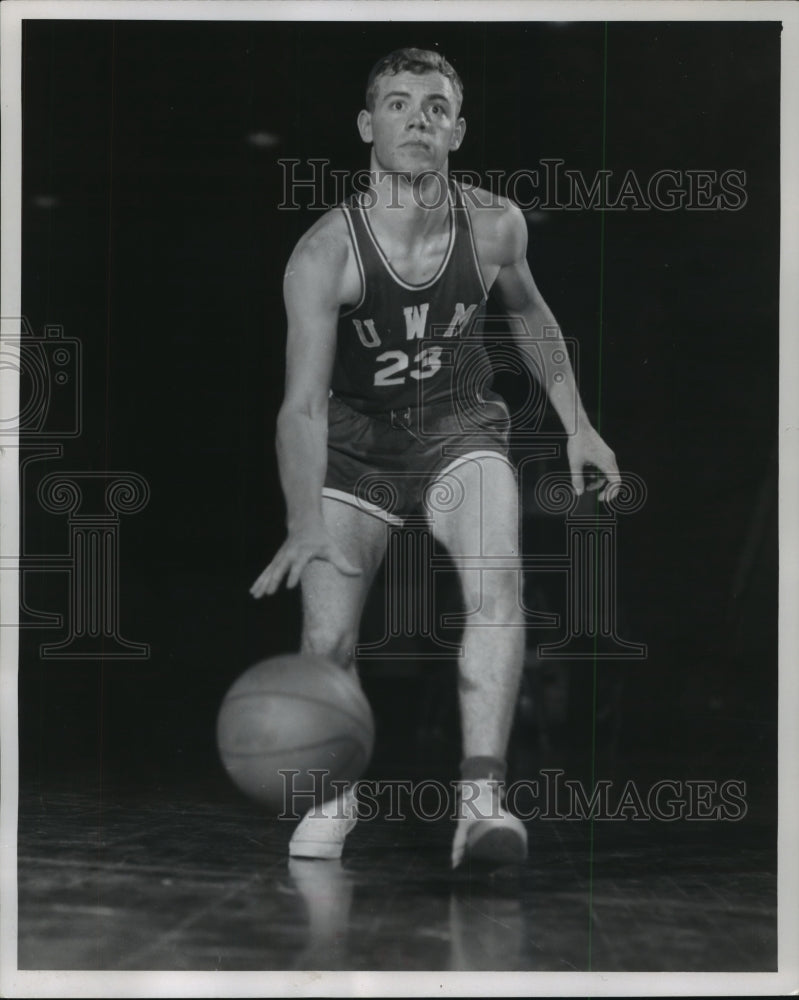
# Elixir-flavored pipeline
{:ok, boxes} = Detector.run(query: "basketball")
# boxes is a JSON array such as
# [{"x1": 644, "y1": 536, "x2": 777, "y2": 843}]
[{"x1": 216, "y1": 654, "x2": 375, "y2": 812}]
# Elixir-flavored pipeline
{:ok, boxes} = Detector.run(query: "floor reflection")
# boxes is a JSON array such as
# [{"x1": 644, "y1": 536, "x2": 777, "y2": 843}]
[
  {"x1": 286, "y1": 859, "x2": 355, "y2": 970},
  {"x1": 447, "y1": 878, "x2": 525, "y2": 970}
]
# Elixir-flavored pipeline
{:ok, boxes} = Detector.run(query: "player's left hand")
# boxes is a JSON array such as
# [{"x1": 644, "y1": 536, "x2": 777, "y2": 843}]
[{"x1": 567, "y1": 426, "x2": 621, "y2": 502}]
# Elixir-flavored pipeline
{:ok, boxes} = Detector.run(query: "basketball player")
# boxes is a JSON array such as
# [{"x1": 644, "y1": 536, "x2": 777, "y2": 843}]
[{"x1": 250, "y1": 49, "x2": 620, "y2": 867}]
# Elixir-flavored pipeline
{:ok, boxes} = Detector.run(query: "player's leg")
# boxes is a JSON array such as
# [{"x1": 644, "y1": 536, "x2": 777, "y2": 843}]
[
  {"x1": 299, "y1": 494, "x2": 390, "y2": 679},
  {"x1": 290, "y1": 495, "x2": 389, "y2": 860},
  {"x1": 425, "y1": 452, "x2": 527, "y2": 866},
  {"x1": 427, "y1": 453, "x2": 525, "y2": 757}
]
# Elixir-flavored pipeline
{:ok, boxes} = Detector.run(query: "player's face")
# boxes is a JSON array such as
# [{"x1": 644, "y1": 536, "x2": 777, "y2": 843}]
[{"x1": 358, "y1": 71, "x2": 465, "y2": 178}]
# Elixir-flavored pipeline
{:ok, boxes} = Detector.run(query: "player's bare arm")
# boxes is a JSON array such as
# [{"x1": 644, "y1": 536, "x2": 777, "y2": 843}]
[
  {"x1": 469, "y1": 191, "x2": 620, "y2": 500},
  {"x1": 250, "y1": 212, "x2": 363, "y2": 598}
]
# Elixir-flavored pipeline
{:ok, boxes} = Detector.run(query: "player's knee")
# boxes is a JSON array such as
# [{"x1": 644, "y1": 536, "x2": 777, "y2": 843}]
[
  {"x1": 301, "y1": 624, "x2": 357, "y2": 669},
  {"x1": 465, "y1": 565, "x2": 524, "y2": 627},
  {"x1": 489, "y1": 588, "x2": 525, "y2": 628}
]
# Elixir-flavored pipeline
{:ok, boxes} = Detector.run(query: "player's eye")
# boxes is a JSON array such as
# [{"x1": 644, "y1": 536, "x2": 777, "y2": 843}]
[{"x1": 390, "y1": 100, "x2": 404, "y2": 111}]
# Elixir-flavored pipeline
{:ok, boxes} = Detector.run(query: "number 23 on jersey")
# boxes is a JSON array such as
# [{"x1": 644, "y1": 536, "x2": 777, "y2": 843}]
[
  {"x1": 351, "y1": 301, "x2": 478, "y2": 389},
  {"x1": 373, "y1": 346, "x2": 444, "y2": 387}
]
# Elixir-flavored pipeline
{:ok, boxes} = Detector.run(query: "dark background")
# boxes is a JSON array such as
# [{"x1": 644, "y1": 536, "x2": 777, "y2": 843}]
[{"x1": 18, "y1": 20, "x2": 779, "y2": 819}]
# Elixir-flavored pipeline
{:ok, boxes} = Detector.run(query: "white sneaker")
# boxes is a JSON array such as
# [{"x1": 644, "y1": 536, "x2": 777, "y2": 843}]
[
  {"x1": 451, "y1": 779, "x2": 527, "y2": 869},
  {"x1": 289, "y1": 786, "x2": 359, "y2": 860}
]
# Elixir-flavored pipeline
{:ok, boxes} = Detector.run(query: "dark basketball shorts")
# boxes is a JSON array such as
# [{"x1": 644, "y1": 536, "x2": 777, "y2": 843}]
[{"x1": 322, "y1": 392, "x2": 514, "y2": 524}]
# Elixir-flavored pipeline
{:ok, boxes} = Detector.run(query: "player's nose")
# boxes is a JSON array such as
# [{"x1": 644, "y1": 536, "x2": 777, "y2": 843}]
[{"x1": 407, "y1": 106, "x2": 430, "y2": 129}]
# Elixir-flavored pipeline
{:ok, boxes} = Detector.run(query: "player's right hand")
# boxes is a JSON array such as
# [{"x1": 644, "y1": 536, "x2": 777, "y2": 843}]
[{"x1": 249, "y1": 527, "x2": 362, "y2": 598}]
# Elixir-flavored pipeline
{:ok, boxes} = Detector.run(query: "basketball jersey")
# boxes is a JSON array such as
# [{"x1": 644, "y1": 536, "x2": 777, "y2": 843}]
[{"x1": 331, "y1": 179, "x2": 492, "y2": 415}]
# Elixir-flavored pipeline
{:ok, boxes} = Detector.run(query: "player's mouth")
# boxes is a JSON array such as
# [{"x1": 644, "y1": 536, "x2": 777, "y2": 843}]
[{"x1": 401, "y1": 140, "x2": 432, "y2": 151}]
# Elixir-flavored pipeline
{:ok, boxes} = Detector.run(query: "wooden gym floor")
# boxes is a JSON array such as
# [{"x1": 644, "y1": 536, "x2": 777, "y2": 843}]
[{"x1": 16, "y1": 770, "x2": 776, "y2": 974}]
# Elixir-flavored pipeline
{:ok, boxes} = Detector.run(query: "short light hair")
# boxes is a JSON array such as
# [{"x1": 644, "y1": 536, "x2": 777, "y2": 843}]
[{"x1": 365, "y1": 48, "x2": 464, "y2": 112}]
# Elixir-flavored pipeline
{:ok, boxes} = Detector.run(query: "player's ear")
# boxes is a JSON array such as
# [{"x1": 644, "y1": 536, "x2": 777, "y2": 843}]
[
  {"x1": 357, "y1": 109, "x2": 373, "y2": 143},
  {"x1": 450, "y1": 116, "x2": 466, "y2": 152}
]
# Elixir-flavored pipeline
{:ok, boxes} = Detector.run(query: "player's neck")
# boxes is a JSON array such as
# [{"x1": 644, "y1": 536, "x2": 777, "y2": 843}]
[{"x1": 364, "y1": 167, "x2": 451, "y2": 239}]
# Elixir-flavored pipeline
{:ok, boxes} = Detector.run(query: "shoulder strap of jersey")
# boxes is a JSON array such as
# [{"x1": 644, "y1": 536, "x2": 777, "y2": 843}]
[
  {"x1": 451, "y1": 179, "x2": 489, "y2": 301},
  {"x1": 339, "y1": 195, "x2": 367, "y2": 317}
]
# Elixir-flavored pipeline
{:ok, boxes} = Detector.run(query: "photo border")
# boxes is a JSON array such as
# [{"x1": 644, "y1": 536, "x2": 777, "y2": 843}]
[{"x1": 1, "y1": 2, "x2": 797, "y2": 996}]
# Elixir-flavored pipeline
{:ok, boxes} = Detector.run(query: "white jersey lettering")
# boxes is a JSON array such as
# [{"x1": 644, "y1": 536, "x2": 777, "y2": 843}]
[
  {"x1": 353, "y1": 317, "x2": 382, "y2": 348},
  {"x1": 403, "y1": 303, "x2": 430, "y2": 341},
  {"x1": 442, "y1": 302, "x2": 478, "y2": 338}
]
